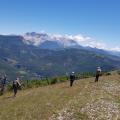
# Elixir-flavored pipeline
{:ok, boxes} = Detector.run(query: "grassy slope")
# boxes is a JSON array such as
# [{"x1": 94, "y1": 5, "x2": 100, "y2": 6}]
[{"x1": 0, "y1": 72, "x2": 120, "y2": 120}]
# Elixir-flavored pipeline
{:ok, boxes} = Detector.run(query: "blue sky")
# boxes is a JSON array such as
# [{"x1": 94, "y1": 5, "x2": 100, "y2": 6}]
[{"x1": 0, "y1": 0, "x2": 120, "y2": 50}]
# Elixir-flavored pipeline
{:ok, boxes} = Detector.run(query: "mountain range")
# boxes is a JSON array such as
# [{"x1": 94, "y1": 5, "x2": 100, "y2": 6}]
[{"x1": 0, "y1": 32, "x2": 120, "y2": 80}]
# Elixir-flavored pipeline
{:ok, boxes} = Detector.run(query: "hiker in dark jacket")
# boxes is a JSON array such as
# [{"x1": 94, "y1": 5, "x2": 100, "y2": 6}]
[
  {"x1": 70, "y1": 72, "x2": 75, "y2": 87},
  {"x1": 0, "y1": 75, "x2": 2, "y2": 95},
  {"x1": 13, "y1": 77, "x2": 21, "y2": 97},
  {"x1": 95, "y1": 67, "x2": 102, "y2": 82},
  {"x1": 0, "y1": 75, "x2": 7, "y2": 95}
]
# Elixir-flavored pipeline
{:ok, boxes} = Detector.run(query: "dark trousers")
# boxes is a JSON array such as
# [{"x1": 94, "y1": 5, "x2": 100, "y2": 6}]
[
  {"x1": 13, "y1": 85, "x2": 18, "y2": 96},
  {"x1": 70, "y1": 79, "x2": 74, "y2": 87},
  {"x1": 95, "y1": 75, "x2": 99, "y2": 82}
]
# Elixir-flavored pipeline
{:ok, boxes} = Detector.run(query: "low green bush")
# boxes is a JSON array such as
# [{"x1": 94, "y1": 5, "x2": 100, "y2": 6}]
[
  {"x1": 105, "y1": 72, "x2": 111, "y2": 76},
  {"x1": 7, "y1": 84, "x2": 13, "y2": 91},
  {"x1": 50, "y1": 77, "x2": 58, "y2": 84},
  {"x1": 6, "y1": 72, "x2": 95, "y2": 91}
]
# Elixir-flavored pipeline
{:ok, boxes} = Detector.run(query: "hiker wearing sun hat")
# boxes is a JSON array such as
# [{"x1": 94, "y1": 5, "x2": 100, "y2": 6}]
[
  {"x1": 70, "y1": 72, "x2": 75, "y2": 87},
  {"x1": 95, "y1": 67, "x2": 102, "y2": 82}
]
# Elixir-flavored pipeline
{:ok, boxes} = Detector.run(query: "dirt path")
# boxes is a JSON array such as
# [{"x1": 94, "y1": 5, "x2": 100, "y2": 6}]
[{"x1": 49, "y1": 75, "x2": 120, "y2": 120}]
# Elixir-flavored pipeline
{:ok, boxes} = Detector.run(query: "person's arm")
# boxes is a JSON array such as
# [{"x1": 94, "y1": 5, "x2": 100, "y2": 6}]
[{"x1": 17, "y1": 80, "x2": 21, "y2": 86}]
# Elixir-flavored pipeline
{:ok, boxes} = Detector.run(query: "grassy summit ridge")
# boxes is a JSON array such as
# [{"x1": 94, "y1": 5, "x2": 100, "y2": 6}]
[{"x1": 0, "y1": 71, "x2": 120, "y2": 120}]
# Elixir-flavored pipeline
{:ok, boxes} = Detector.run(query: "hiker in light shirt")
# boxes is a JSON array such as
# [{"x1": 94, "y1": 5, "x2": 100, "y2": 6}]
[{"x1": 13, "y1": 77, "x2": 21, "y2": 97}]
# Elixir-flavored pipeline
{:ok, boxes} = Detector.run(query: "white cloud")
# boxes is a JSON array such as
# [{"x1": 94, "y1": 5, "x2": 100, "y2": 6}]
[
  {"x1": 109, "y1": 46, "x2": 120, "y2": 52},
  {"x1": 23, "y1": 32, "x2": 120, "y2": 52},
  {"x1": 64, "y1": 34, "x2": 106, "y2": 49}
]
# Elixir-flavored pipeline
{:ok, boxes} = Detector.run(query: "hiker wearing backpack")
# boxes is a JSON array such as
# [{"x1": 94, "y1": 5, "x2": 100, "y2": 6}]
[
  {"x1": 70, "y1": 72, "x2": 75, "y2": 87},
  {"x1": 0, "y1": 75, "x2": 3, "y2": 95},
  {"x1": 0, "y1": 74, "x2": 7, "y2": 95},
  {"x1": 13, "y1": 77, "x2": 21, "y2": 97},
  {"x1": 95, "y1": 67, "x2": 102, "y2": 82}
]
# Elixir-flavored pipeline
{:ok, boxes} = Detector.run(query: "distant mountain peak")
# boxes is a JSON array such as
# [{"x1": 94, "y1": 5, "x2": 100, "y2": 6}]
[
  {"x1": 22, "y1": 32, "x2": 108, "y2": 50},
  {"x1": 22, "y1": 32, "x2": 120, "y2": 53},
  {"x1": 23, "y1": 32, "x2": 79, "y2": 49}
]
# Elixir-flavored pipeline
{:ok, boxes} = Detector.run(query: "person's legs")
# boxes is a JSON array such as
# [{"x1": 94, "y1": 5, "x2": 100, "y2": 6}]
[
  {"x1": 0, "y1": 85, "x2": 5, "y2": 95},
  {"x1": 95, "y1": 77, "x2": 97, "y2": 82},
  {"x1": 70, "y1": 80, "x2": 72, "y2": 86},
  {"x1": 97, "y1": 75, "x2": 100, "y2": 81},
  {"x1": 95, "y1": 75, "x2": 100, "y2": 82},
  {"x1": 70, "y1": 80, "x2": 74, "y2": 87},
  {"x1": 13, "y1": 86, "x2": 17, "y2": 97}
]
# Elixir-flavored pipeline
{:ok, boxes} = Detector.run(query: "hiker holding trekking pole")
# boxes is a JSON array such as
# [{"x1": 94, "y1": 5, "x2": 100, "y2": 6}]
[{"x1": 13, "y1": 77, "x2": 21, "y2": 97}]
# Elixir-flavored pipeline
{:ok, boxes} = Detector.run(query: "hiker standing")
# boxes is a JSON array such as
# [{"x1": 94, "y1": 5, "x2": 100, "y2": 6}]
[
  {"x1": 13, "y1": 77, "x2": 21, "y2": 97},
  {"x1": 70, "y1": 72, "x2": 75, "y2": 87},
  {"x1": 0, "y1": 75, "x2": 7, "y2": 95},
  {"x1": 0, "y1": 75, "x2": 3, "y2": 95},
  {"x1": 95, "y1": 67, "x2": 102, "y2": 82}
]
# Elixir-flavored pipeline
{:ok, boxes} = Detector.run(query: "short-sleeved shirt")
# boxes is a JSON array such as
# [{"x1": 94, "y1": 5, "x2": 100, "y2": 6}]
[{"x1": 96, "y1": 68, "x2": 101, "y2": 75}]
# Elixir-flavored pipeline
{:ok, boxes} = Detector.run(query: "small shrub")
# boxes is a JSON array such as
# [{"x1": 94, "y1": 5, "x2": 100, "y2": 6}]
[
  {"x1": 59, "y1": 76, "x2": 68, "y2": 82},
  {"x1": 105, "y1": 72, "x2": 111, "y2": 76},
  {"x1": 76, "y1": 72, "x2": 95, "y2": 79},
  {"x1": 7, "y1": 84, "x2": 13, "y2": 91},
  {"x1": 50, "y1": 77, "x2": 58, "y2": 84},
  {"x1": 25, "y1": 80, "x2": 49, "y2": 88}
]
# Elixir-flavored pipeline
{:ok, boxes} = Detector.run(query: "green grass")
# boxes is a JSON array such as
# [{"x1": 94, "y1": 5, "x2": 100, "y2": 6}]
[{"x1": 0, "y1": 72, "x2": 120, "y2": 120}]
